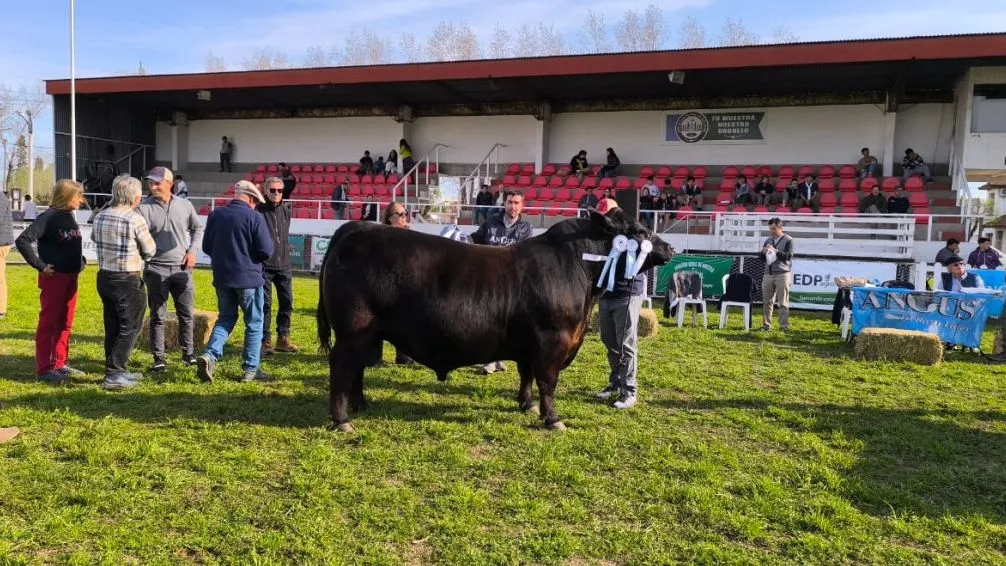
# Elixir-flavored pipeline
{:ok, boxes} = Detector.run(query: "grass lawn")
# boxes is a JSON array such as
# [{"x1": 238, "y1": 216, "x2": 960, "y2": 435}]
[{"x1": 1, "y1": 263, "x2": 1006, "y2": 564}]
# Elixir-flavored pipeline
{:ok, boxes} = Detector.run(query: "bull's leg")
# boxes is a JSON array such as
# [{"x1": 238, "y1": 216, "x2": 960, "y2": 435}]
[
  {"x1": 534, "y1": 364, "x2": 565, "y2": 431},
  {"x1": 329, "y1": 343, "x2": 362, "y2": 432},
  {"x1": 516, "y1": 361, "x2": 538, "y2": 415},
  {"x1": 350, "y1": 364, "x2": 368, "y2": 412}
]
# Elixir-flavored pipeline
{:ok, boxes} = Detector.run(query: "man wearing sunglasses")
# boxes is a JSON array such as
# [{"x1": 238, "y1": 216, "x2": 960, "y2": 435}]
[{"x1": 256, "y1": 177, "x2": 300, "y2": 355}]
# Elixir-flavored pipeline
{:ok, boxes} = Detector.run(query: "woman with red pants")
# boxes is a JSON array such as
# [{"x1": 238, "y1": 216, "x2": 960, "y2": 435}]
[{"x1": 15, "y1": 179, "x2": 87, "y2": 384}]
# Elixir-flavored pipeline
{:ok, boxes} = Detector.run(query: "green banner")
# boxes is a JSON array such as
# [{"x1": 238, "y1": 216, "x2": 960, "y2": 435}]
[
  {"x1": 655, "y1": 255, "x2": 735, "y2": 297},
  {"x1": 288, "y1": 235, "x2": 306, "y2": 269}
]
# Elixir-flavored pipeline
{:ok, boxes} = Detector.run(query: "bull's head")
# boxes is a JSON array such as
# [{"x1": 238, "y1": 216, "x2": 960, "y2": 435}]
[{"x1": 587, "y1": 208, "x2": 675, "y2": 273}]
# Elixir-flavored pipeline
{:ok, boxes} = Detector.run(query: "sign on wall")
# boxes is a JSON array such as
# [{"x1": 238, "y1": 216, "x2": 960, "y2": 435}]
[
  {"x1": 665, "y1": 111, "x2": 767, "y2": 144},
  {"x1": 288, "y1": 235, "x2": 306, "y2": 269},
  {"x1": 789, "y1": 259, "x2": 897, "y2": 310},
  {"x1": 655, "y1": 255, "x2": 734, "y2": 297},
  {"x1": 310, "y1": 237, "x2": 330, "y2": 270}
]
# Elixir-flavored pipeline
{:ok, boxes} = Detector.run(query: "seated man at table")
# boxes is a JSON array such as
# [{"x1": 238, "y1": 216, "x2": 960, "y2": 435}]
[{"x1": 937, "y1": 255, "x2": 985, "y2": 292}]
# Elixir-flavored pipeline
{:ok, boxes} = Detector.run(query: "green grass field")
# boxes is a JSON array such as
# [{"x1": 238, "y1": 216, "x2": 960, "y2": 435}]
[{"x1": 1, "y1": 264, "x2": 1005, "y2": 564}]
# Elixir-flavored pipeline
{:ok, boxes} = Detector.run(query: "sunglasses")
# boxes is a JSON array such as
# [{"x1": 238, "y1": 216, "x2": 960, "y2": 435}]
[
  {"x1": 390, "y1": 211, "x2": 405, "y2": 217},
  {"x1": 268, "y1": 189, "x2": 283, "y2": 194}
]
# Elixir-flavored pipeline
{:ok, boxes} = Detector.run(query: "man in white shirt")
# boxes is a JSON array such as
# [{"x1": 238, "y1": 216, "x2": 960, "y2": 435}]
[
  {"x1": 173, "y1": 175, "x2": 189, "y2": 199},
  {"x1": 23, "y1": 194, "x2": 37, "y2": 222}
]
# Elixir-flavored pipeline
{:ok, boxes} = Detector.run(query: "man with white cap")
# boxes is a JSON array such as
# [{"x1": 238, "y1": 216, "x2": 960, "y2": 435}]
[
  {"x1": 137, "y1": 166, "x2": 203, "y2": 372},
  {"x1": 196, "y1": 180, "x2": 275, "y2": 383}
]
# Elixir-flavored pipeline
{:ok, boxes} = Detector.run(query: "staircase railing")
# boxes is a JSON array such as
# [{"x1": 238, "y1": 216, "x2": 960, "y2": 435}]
[
  {"x1": 459, "y1": 143, "x2": 507, "y2": 205},
  {"x1": 949, "y1": 138, "x2": 976, "y2": 238},
  {"x1": 391, "y1": 143, "x2": 448, "y2": 207}
]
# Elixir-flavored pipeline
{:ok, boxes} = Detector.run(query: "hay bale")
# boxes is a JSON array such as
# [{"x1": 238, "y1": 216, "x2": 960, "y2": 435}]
[
  {"x1": 637, "y1": 308, "x2": 659, "y2": 339},
  {"x1": 588, "y1": 305, "x2": 599, "y2": 331},
  {"x1": 138, "y1": 310, "x2": 218, "y2": 351},
  {"x1": 854, "y1": 328, "x2": 943, "y2": 365}
]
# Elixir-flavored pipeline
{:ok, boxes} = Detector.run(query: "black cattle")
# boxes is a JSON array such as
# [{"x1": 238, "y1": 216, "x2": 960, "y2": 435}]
[{"x1": 316, "y1": 209, "x2": 674, "y2": 432}]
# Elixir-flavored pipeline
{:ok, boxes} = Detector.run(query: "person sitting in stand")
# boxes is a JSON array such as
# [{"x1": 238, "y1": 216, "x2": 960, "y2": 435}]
[
  {"x1": 577, "y1": 188, "x2": 598, "y2": 218},
  {"x1": 790, "y1": 175, "x2": 820, "y2": 212},
  {"x1": 361, "y1": 195, "x2": 379, "y2": 221},
  {"x1": 782, "y1": 178, "x2": 800, "y2": 208},
  {"x1": 599, "y1": 148, "x2": 621, "y2": 178},
  {"x1": 887, "y1": 185, "x2": 910, "y2": 214},
  {"x1": 569, "y1": 150, "x2": 589, "y2": 183},
  {"x1": 967, "y1": 237, "x2": 1003, "y2": 270},
  {"x1": 939, "y1": 254, "x2": 986, "y2": 291},
  {"x1": 357, "y1": 151, "x2": 375, "y2": 176},
  {"x1": 753, "y1": 175, "x2": 776, "y2": 206},
  {"x1": 902, "y1": 148, "x2": 932, "y2": 182},
  {"x1": 857, "y1": 147, "x2": 879, "y2": 179},
  {"x1": 678, "y1": 176, "x2": 703, "y2": 208},
  {"x1": 733, "y1": 175, "x2": 753, "y2": 206},
  {"x1": 858, "y1": 185, "x2": 888, "y2": 214},
  {"x1": 935, "y1": 238, "x2": 960, "y2": 266}
]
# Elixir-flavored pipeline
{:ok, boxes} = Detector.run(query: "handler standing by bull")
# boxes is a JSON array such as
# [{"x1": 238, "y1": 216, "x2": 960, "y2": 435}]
[
  {"x1": 471, "y1": 190, "x2": 533, "y2": 374},
  {"x1": 257, "y1": 176, "x2": 300, "y2": 356},
  {"x1": 594, "y1": 198, "x2": 644, "y2": 409}
]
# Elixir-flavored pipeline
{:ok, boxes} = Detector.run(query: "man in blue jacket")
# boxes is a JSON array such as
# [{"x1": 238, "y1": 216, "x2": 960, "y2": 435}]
[{"x1": 197, "y1": 181, "x2": 275, "y2": 383}]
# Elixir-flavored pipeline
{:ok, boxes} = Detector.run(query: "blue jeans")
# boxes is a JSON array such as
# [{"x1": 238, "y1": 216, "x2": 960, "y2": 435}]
[{"x1": 204, "y1": 286, "x2": 264, "y2": 371}]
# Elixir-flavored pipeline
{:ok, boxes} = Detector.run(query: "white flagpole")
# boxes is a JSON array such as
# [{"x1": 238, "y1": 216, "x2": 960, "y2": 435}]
[{"x1": 69, "y1": 0, "x2": 77, "y2": 182}]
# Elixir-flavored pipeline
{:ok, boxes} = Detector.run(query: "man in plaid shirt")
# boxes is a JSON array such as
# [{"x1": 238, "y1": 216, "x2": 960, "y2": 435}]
[{"x1": 91, "y1": 175, "x2": 156, "y2": 390}]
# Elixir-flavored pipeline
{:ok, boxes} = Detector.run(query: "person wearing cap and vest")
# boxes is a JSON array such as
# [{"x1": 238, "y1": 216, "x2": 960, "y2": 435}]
[
  {"x1": 938, "y1": 254, "x2": 986, "y2": 292},
  {"x1": 197, "y1": 181, "x2": 275, "y2": 383},
  {"x1": 137, "y1": 166, "x2": 203, "y2": 373},
  {"x1": 593, "y1": 198, "x2": 645, "y2": 409}
]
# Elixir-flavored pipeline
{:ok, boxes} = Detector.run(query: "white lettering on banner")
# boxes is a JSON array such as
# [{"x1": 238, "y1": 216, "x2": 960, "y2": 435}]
[
  {"x1": 311, "y1": 237, "x2": 331, "y2": 270},
  {"x1": 788, "y1": 259, "x2": 898, "y2": 310}
]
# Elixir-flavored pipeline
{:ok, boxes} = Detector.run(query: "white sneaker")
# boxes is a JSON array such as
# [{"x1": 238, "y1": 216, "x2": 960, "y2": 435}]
[{"x1": 613, "y1": 395, "x2": 637, "y2": 410}]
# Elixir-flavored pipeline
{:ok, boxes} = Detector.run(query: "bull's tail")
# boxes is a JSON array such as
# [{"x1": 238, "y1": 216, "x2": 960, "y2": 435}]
[{"x1": 316, "y1": 227, "x2": 344, "y2": 355}]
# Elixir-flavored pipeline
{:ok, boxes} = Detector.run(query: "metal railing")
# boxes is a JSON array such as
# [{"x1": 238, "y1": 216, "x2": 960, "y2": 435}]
[
  {"x1": 390, "y1": 143, "x2": 448, "y2": 207},
  {"x1": 459, "y1": 143, "x2": 507, "y2": 205}
]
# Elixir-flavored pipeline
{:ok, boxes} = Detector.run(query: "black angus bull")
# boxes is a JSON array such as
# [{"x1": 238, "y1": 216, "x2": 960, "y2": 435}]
[{"x1": 316, "y1": 209, "x2": 673, "y2": 432}]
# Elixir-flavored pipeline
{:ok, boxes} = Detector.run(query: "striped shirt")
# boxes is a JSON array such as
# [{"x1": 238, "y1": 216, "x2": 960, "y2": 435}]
[{"x1": 91, "y1": 206, "x2": 156, "y2": 273}]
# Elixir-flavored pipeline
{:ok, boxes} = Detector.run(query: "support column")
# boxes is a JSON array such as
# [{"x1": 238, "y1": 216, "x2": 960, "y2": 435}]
[
  {"x1": 171, "y1": 111, "x2": 189, "y2": 172},
  {"x1": 534, "y1": 101, "x2": 551, "y2": 173},
  {"x1": 882, "y1": 110, "x2": 897, "y2": 178},
  {"x1": 396, "y1": 105, "x2": 414, "y2": 147}
]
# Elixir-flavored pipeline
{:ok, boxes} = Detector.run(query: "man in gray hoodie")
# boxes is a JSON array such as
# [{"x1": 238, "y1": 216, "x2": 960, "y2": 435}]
[
  {"x1": 0, "y1": 189, "x2": 13, "y2": 320},
  {"x1": 137, "y1": 166, "x2": 204, "y2": 371}
]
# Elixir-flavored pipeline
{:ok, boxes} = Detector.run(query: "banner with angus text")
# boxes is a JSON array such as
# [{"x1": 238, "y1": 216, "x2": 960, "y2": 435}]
[{"x1": 851, "y1": 287, "x2": 996, "y2": 348}]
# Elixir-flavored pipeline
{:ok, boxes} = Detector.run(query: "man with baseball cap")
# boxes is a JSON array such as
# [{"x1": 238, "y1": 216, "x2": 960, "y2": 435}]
[
  {"x1": 137, "y1": 166, "x2": 203, "y2": 372},
  {"x1": 197, "y1": 180, "x2": 275, "y2": 383}
]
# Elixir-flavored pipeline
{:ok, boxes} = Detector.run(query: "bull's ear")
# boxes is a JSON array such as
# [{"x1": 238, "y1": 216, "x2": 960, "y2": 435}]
[{"x1": 588, "y1": 209, "x2": 615, "y2": 235}]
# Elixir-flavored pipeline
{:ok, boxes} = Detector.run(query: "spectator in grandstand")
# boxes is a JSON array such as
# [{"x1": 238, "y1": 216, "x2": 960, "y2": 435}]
[
  {"x1": 279, "y1": 163, "x2": 297, "y2": 199},
  {"x1": 858, "y1": 148, "x2": 879, "y2": 178},
  {"x1": 790, "y1": 175, "x2": 821, "y2": 213},
  {"x1": 934, "y1": 238, "x2": 961, "y2": 265},
  {"x1": 577, "y1": 188, "x2": 598, "y2": 218},
  {"x1": 174, "y1": 175, "x2": 189, "y2": 199},
  {"x1": 759, "y1": 217, "x2": 794, "y2": 333},
  {"x1": 654, "y1": 190, "x2": 672, "y2": 230},
  {"x1": 887, "y1": 185, "x2": 910, "y2": 214},
  {"x1": 902, "y1": 148, "x2": 932, "y2": 182},
  {"x1": 138, "y1": 166, "x2": 203, "y2": 373},
  {"x1": 594, "y1": 199, "x2": 644, "y2": 410},
  {"x1": 374, "y1": 154, "x2": 386, "y2": 175},
  {"x1": 23, "y1": 194, "x2": 37, "y2": 222},
  {"x1": 358, "y1": 151, "x2": 375, "y2": 176},
  {"x1": 678, "y1": 176, "x2": 703, "y2": 208},
  {"x1": 475, "y1": 184, "x2": 495, "y2": 224},
  {"x1": 967, "y1": 237, "x2": 1003, "y2": 270},
  {"x1": 399, "y1": 139, "x2": 415, "y2": 174},
  {"x1": 331, "y1": 181, "x2": 348, "y2": 220},
  {"x1": 197, "y1": 180, "x2": 274, "y2": 384},
  {"x1": 90, "y1": 175, "x2": 156, "y2": 391},
  {"x1": 361, "y1": 195, "x2": 379, "y2": 222},
  {"x1": 386, "y1": 149, "x2": 399, "y2": 175},
  {"x1": 471, "y1": 190, "x2": 533, "y2": 374},
  {"x1": 782, "y1": 178, "x2": 799, "y2": 208},
  {"x1": 257, "y1": 177, "x2": 300, "y2": 357},
  {"x1": 0, "y1": 188, "x2": 11, "y2": 320},
  {"x1": 939, "y1": 254, "x2": 986, "y2": 291},
  {"x1": 15, "y1": 179, "x2": 87, "y2": 384},
  {"x1": 570, "y1": 150, "x2": 589, "y2": 183},
  {"x1": 858, "y1": 185, "x2": 888, "y2": 214},
  {"x1": 641, "y1": 176, "x2": 659, "y2": 202},
  {"x1": 599, "y1": 147, "x2": 621, "y2": 178},
  {"x1": 753, "y1": 175, "x2": 777, "y2": 206},
  {"x1": 733, "y1": 175, "x2": 753, "y2": 206},
  {"x1": 219, "y1": 136, "x2": 233, "y2": 172}
]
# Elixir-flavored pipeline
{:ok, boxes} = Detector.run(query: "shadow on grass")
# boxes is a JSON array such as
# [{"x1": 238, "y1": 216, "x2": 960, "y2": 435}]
[
  {"x1": 0, "y1": 330, "x2": 107, "y2": 346},
  {"x1": 660, "y1": 397, "x2": 1006, "y2": 522}
]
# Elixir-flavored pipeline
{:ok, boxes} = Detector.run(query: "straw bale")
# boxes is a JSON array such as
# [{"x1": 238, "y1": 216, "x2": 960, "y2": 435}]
[{"x1": 854, "y1": 328, "x2": 943, "y2": 365}]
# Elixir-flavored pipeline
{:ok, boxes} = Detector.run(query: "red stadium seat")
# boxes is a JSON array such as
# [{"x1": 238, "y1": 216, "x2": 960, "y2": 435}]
[
  {"x1": 840, "y1": 193, "x2": 859, "y2": 208},
  {"x1": 538, "y1": 188, "x2": 555, "y2": 201},
  {"x1": 820, "y1": 193, "x2": 837, "y2": 207},
  {"x1": 373, "y1": 174, "x2": 386, "y2": 185},
  {"x1": 323, "y1": 165, "x2": 335, "y2": 173},
  {"x1": 677, "y1": 206, "x2": 695, "y2": 220},
  {"x1": 554, "y1": 189, "x2": 571, "y2": 201},
  {"x1": 796, "y1": 207, "x2": 813, "y2": 214},
  {"x1": 839, "y1": 165, "x2": 857, "y2": 179},
  {"x1": 798, "y1": 166, "x2": 815, "y2": 178},
  {"x1": 521, "y1": 163, "x2": 535, "y2": 175},
  {"x1": 546, "y1": 202, "x2": 563, "y2": 216},
  {"x1": 614, "y1": 177, "x2": 632, "y2": 189},
  {"x1": 753, "y1": 205, "x2": 769, "y2": 214},
  {"x1": 517, "y1": 175, "x2": 532, "y2": 187},
  {"x1": 909, "y1": 192, "x2": 928, "y2": 208},
  {"x1": 741, "y1": 166, "x2": 757, "y2": 178},
  {"x1": 757, "y1": 165, "x2": 774, "y2": 178},
  {"x1": 720, "y1": 178, "x2": 735, "y2": 191},
  {"x1": 582, "y1": 177, "x2": 597, "y2": 189},
  {"x1": 506, "y1": 163, "x2": 521, "y2": 175},
  {"x1": 198, "y1": 206, "x2": 210, "y2": 215},
  {"x1": 723, "y1": 166, "x2": 740, "y2": 178},
  {"x1": 598, "y1": 177, "x2": 614, "y2": 190},
  {"x1": 255, "y1": 164, "x2": 267, "y2": 172},
  {"x1": 374, "y1": 186, "x2": 389, "y2": 197},
  {"x1": 322, "y1": 209, "x2": 335, "y2": 220},
  {"x1": 360, "y1": 185, "x2": 374, "y2": 197},
  {"x1": 502, "y1": 175, "x2": 516, "y2": 186},
  {"x1": 524, "y1": 200, "x2": 540, "y2": 212},
  {"x1": 904, "y1": 177, "x2": 925, "y2": 192},
  {"x1": 777, "y1": 166, "x2": 795, "y2": 180},
  {"x1": 818, "y1": 165, "x2": 835, "y2": 179},
  {"x1": 860, "y1": 178, "x2": 878, "y2": 192},
  {"x1": 523, "y1": 188, "x2": 538, "y2": 201},
  {"x1": 532, "y1": 175, "x2": 548, "y2": 188},
  {"x1": 542, "y1": 163, "x2": 557, "y2": 176},
  {"x1": 337, "y1": 164, "x2": 350, "y2": 173},
  {"x1": 252, "y1": 173, "x2": 266, "y2": 184},
  {"x1": 633, "y1": 178, "x2": 647, "y2": 189},
  {"x1": 639, "y1": 166, "x2": 655, "y2": 178},
  {"x1": 838, "y1": 179, "x2": 858, "y2": 193},
  {"x1": 570, "y1": 189, "x2": 586, "y2": 203},
  {"x1": 347, "y1": 184, "x2": 361, "y2": 197},
  {"x1": 914, "y1": 208, "x2": 931, "y2": 224},
  {"x1": 673, "y1": 166, "x2": 689, "y2": 179},
  {"x1": 731, "y1": 205, "x2": 747, "y2": 213},
  {"x1": 565, "y1": 176, "x2": 580, "y2": 188},
  {"x1": 556, "y1": 165, "x2": 571, "y2": 176},
  {"x1": 386, "y1": 175, "x2": 399, "y2": 186},
  {"x1": 348, "y1": 174, "x2": 360, "y2": 184},
  {"x1": 589, "y1": 165, "x2": 602, "y2": 177},
  {"x1": 882, "y1": 177, "x2": 900, "y2": 190},
  {"x1": 671, "y1": 177, "x2": 685, "y2": 190},
  {"x1": 817, "y1": 178, "x2": 835, "y2": 192},
  {"x1": 267, "y1": 164, "x2": 278, "y2": 173},
  {"x1": 548, "y1": 176, "x2": 564, "y2": 188},
  {"x1": 692, "y1": 166, "x2": 707, "y2": 179},
  {"x1": 775, "y1": 179, "x2": 790, "y2": 191}
]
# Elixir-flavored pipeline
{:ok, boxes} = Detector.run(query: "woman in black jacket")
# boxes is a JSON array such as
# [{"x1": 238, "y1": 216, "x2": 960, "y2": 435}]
[{"x1": 14, "y1": 179, "x2": 87, "y2": 384}]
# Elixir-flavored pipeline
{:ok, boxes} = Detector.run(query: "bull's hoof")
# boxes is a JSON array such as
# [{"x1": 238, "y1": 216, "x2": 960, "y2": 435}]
[
  {"x1": 522, "y1": 405, "x2": 540, "y2": 416},
  {"x1": 335, "y1": 422, "x2": 356, "y2": 433},
  {"x1": 545, "y1": 420, "x2": 566, "y2": 431}
]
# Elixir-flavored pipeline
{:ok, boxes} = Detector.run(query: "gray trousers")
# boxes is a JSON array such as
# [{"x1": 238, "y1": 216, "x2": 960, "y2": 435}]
[
  {"x1": 144, "y1": 265, "x2": 195, "y2": 360},
  {"x1": 762, "y1": 272, "x2": 791, "y2": 330},
  {"x1": 598, "y1": 294, "x2": 643, "y2": 395}
]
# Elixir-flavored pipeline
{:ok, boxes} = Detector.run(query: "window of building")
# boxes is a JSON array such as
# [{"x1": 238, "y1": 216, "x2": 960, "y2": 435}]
[{"x1": 972, "y1": 84, "x2": 1006, "y2": 133}]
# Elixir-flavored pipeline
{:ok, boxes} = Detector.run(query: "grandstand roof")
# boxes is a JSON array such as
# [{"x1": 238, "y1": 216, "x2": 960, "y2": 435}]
[{"x1": 45, "y1": 33, "x2": 1006, "y2": 111}]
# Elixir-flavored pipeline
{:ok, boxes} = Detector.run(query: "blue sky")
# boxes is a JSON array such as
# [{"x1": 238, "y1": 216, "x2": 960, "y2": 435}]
[{"x1": 4, "y1": 0, "x2": 1006, "y2": 153}]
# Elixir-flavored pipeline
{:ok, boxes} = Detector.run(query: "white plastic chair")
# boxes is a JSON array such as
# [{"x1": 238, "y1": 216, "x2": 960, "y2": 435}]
[
  {"x1": 840, "y1": 307, "x2": 852, "y2": 340},
  {"x1": 719, "y1": 273, "x2": 753, "y2": 331},
  {"x1": 672, "y1": 272, "x2": 708, "y2": 328}
]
